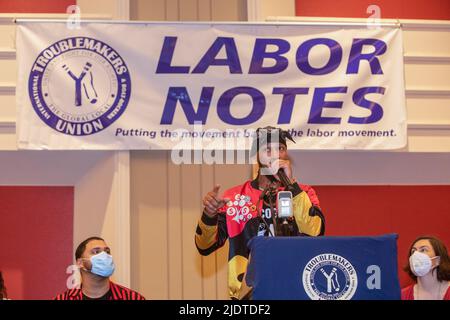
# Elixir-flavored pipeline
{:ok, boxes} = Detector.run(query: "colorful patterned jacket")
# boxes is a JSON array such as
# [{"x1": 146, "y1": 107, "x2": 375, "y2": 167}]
[{"x1": 195, "y1": 179, "x2": 325, "y2": 299}]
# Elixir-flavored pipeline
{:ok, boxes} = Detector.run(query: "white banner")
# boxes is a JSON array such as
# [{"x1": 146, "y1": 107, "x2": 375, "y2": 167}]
[{"x1": 16, "y1": 22, "x2": 407, "y2": 150}]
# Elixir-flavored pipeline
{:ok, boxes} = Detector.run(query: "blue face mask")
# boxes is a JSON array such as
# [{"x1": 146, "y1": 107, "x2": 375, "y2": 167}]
[{"x1": 88, "y1": 251, "x2": 115, "y2": 278}]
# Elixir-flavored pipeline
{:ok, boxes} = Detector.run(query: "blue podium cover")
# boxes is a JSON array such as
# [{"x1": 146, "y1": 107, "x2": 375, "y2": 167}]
[{"x1": 246, "y1": 234, "x2": 401, "y2": 300}]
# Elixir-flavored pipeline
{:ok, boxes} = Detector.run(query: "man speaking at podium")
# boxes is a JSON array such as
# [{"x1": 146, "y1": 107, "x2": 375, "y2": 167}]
[{"x1": 195, "y1": 127, "x2": 325, "y2": 299}]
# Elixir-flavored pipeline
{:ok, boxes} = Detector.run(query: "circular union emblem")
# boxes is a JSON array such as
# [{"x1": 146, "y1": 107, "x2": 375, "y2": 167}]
[
  {"x1": 28, "y1": 37, "x2": 131, "y2": 136},
  {"x1": 302, "y1": 253, "x2": 358, "y2": 300}
]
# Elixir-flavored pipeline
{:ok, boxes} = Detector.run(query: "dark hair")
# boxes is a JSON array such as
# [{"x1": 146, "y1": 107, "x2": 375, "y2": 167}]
[
  {"x1": 250, "y1": 126, "x2": 295, "y2": 157},
  {"x1": 0, "y1": 271, "x2": 7, "y2": 299},
  {"x1": 75, "y1": 236, "x2": 105, "y2": 260},
  {"x1": 404, "y1": 235, "x2": 450, "y2": 282}
]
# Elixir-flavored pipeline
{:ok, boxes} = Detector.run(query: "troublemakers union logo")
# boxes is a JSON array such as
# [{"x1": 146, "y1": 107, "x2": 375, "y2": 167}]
[
  {"x1": 28, "y1": 37, "x2": 131, "y2": 136},
  {"x1": 302, "y1": 253, "x2": 358, "y2": 300}
]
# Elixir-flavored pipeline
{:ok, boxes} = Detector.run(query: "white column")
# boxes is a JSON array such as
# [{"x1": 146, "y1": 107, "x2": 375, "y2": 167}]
[{"x1": 112, "y1": 151, "x2": 131, "y2": 286}]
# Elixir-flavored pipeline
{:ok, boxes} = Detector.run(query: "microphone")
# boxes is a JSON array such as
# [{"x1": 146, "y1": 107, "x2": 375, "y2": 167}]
[{"x1": 276, "y1": 168, "x2": 291, "y2": 188}]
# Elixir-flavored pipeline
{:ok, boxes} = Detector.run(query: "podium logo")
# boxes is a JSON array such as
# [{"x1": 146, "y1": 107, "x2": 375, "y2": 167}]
[
  {"x1": 302, "y1": 253, "x2": 358, "y2": 300},
  {"x1": 29, "y1": 37, "x2": 131, "y2": 136}
]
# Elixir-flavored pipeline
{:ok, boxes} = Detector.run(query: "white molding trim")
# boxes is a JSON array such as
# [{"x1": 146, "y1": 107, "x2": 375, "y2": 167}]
[
  {"x1": 406, "y1": 88, "x2": 450, "y2": 97},
  {"x1": 112, "y1": 150, "x2": 131, "y2": 287},
  {"x1": 0, "y1": 48, "x2": 15, "y2": 59},
  {"x1": 401, "y1": 20, "x2": 450, "y2": 31},
  {"x1": 0, "y1": 83, "x2": 15, "y2": 94},
  {"x1": 0, "y1": 120, "x2": 15, "y2": 128},
  {"x1": 246, "y1": 0, "x2": 262, "y2": 21},
  {"x1": 0, "y1": 14, "x2": 112, "y2": 25},
  {"x1": 116, "y1": 0, "x2": 130, "y2": 20},
  {"x1": 266, "y1": 16, "x2": 450, "y2": 31},
  {"x1": 0, "y1": 17, "x2": 14, "y2": 25},
  {"x1": 266, "y1": 15, "x2": 400, "y2": 25},
  {"x1": 267, "y1": 16, "x2": 450, "y2": 24},
  {"x1": 404, "y1": 55, "x2": 450, "y2": 64},
  {"x1": 408, "y1": 123, "x2": 450, "y2": 130}
]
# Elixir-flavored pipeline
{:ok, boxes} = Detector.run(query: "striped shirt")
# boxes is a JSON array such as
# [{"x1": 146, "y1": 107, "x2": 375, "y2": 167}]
[{"x1": 54, "y1": 281, "x2": 145, "y2": 300}]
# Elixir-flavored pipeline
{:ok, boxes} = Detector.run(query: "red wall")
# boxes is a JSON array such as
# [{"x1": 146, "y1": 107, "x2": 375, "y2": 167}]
[
  {"x1": 295, "y1": 0, "x2": 450, "y2": 20},
  {"x1": 314, "y1": 186, "x2": 450, "y2": 288},
  {"x1": 0, "y1": 187, "x2": 74, "y2": 300},
  {"x1": 0, "y1": 0, "x2": 75, "y2": 13}
]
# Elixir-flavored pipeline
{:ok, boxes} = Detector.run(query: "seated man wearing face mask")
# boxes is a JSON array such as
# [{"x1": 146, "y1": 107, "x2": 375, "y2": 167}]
[
  {"x1": 402, "y1": 235, "x2": 450, "y2": 300},
  {"x1": 55, "y1": 237, "x2": 145, "y2": 300}
]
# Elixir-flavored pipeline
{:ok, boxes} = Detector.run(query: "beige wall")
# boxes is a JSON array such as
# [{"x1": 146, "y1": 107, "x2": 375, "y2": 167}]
[
  {"x1": 248, "y1": 0, "x2": 295, "y2": 21},
  {"x1": 74, "y1": 151, "x2": 131, "y2": 286},
  {"x1": 130, "y1": 151, "x2": 251, "y2": 299},
  {"x1": 130, "y1": 0, "x2": 247, "y2": 21},
  {"x1": 76, "y1": 0, "x2": 129, "y2": 19}
]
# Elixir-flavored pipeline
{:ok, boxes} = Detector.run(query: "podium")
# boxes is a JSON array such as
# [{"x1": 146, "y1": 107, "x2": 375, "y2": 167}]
[{"x1": 244, "y1": 234, "x2": 401, "y2": 300}]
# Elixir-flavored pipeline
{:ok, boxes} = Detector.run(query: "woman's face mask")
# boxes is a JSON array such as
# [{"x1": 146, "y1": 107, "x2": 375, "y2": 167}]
[
  {"x1": 82, "y1": 251, "x2": 115, "y2": 278},
  {"x1": 409, "y1": 251, "x2": 439, "y2": 277}
]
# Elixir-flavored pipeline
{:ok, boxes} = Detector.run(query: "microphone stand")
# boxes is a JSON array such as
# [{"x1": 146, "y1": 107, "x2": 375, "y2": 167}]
[
  {"x1": 256, "y1": 182, "x2": 277, "y2": 237},
  {"x1": 280, "y1": 218, "x2": 291, "y2": 237},
  {"x1": 266, "y1": 182, "x2": 279, "y2": 237}
]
